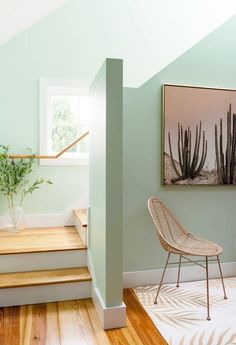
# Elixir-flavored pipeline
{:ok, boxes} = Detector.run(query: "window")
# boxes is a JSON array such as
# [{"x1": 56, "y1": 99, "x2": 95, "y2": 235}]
[{"x1": 39, "y1": 79, "x2": 89, "y2": 165}]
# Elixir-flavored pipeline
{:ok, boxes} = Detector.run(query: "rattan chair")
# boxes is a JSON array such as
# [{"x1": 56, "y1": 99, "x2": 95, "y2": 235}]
[{"x1": 148, "y1": 197, "x2": 227, "y2": 320}]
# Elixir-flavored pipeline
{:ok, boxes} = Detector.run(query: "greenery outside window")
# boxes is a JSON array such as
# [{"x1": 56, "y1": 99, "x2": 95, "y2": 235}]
[{"x1": 39, "y1": 79, "x2": 89, "y2": 166}]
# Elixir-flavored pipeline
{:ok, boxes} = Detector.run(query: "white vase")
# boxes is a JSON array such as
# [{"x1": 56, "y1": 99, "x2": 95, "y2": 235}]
[{"x1": 4, "y1": 206, "x2": 26, "y2": 233}]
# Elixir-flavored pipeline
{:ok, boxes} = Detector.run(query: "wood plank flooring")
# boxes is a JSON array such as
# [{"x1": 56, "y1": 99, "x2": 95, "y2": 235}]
[
  {"x1": 0, "y1": 289, "x2": 167, "y2": 345},
  {"x1": 0, "y1": 227, "x2": 86, "y2": 254}
]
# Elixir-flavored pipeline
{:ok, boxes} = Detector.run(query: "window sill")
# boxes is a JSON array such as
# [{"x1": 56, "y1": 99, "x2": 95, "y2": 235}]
[{"x1": 39, "y1": 156, "x2": 89, "y2": 166}]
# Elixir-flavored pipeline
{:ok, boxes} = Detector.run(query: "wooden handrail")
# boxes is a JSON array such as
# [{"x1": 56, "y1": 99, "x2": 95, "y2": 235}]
[{"x1": 9, "y1": 131, "x2": 89, "y2": 159}]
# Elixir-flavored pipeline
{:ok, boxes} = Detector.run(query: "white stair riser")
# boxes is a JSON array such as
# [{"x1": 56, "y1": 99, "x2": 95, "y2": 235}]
[
  {"x1": 0, "y1": 281, "x2": 92, "y2": 307},
  {"x1": 0, "y1": 250, "x2": 87, "y2": 273}
]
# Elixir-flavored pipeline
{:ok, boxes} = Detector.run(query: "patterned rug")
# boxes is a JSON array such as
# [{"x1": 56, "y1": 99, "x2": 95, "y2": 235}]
[{"x1": 134, "y1": 277, "x2": 236, "y2": 345}]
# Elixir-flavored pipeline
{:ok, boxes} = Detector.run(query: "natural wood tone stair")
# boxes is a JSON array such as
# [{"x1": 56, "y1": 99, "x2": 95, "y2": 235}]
[
  {"x1": 73, "y1": 208, "x2": 88, "y2": 227},
  {"x1": 0, "y1": 224, "x2": 91, "y2": 307},
  {"x1": 0, "y1": 226, "x2": 86, "y2": 255},
  {"x1": 0, "y1": 267, "x2": 91, "y2": 289}
]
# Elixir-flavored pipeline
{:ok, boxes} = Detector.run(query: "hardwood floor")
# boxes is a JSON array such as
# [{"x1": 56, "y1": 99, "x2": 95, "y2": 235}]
[{"x1": 0, "y1": 289, "x2": 167, "y2": 345}]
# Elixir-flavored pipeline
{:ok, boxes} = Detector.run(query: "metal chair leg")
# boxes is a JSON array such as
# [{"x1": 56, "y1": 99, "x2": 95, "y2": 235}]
[
  {"x1": 217, "y1": 255, "x2": 227, "y2": 300},
  {"x1": 154, "y1": 253, "x2": 171, "y2": 304},
  {"x1": 206, "y1": 256, "x2": 211, "y2": 321},
  {"x1": 176, "y1": 255, "x2": 182, "y2": 287}
]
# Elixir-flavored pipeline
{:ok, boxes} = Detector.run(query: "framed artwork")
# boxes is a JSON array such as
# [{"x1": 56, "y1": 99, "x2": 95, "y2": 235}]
[{"x1": 163, "y1": 84, "x2": 236, "y2": 185}]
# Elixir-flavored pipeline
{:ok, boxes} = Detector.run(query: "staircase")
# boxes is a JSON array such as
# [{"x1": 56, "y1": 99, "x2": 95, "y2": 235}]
[{"x1": 0, "y1": 210, "x2": 90, "y2": 307}]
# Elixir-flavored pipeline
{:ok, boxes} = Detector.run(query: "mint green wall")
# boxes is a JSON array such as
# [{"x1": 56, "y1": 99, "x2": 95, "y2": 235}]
[
  {"x1": 89, "y1": 59, "x2": 123, "y2": 307},
  {"x1": 0, "y1": 1, "x2": 90, "y2": 214},
  {"x1": 123, "y1": 15, "x2": 236, "y2": 272}
]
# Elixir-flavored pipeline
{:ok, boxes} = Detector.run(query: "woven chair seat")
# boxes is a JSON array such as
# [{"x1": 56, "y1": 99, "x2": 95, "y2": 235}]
[
  {"x1": 148, "y1": 197, "x2": 223, "y2": 257},
  {"x1": 163, "y1": 232, "x2": 223, "y2": 256}
]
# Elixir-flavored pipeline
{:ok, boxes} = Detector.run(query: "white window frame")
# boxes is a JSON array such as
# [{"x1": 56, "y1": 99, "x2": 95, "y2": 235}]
[{"x1": 39, "y1": 78, "x2": 89, "y2": 166}]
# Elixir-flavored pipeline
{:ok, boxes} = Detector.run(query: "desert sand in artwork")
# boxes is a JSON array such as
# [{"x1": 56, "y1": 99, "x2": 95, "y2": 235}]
[{"x1": 164, "y1": 153, "x2": 218, "y2": 185}]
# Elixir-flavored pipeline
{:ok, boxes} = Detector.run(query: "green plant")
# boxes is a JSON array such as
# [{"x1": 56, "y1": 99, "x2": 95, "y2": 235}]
[
  {"x1": 0, "y1": 145, "x2": 52, "y2": 208},
  {"x1": 168, "y1": 121, "x2": 207, "y2": 182},
  {"x1": 52, "y1": 96, "x2": 78, "y2": 152},
  {"x1": 215, "y1": 103, "x2": 236, "y2": 184}
]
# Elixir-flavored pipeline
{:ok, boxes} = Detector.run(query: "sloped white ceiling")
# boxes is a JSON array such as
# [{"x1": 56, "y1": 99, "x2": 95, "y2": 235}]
[
  {"x1": 0, "y1": 0, "x2": 236, "y2": 86},
  {"x1": 0, "y1": 0, "x2": 69, "y2": 46}
]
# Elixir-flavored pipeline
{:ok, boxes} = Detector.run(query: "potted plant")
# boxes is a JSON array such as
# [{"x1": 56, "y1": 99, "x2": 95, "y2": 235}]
[{"x1": 0, "y1": 145, "x2": 52, "y2": 233}]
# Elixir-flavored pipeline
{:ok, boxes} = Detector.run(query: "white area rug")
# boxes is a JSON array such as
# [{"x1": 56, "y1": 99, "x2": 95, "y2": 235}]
[{"x1": 134, "y1": 277, "x2": 236, "y2": 345}]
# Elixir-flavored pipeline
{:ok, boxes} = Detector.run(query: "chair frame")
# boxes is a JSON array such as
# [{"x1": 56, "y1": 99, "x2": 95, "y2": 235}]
[
  {"x1": 154, "y1": 253, "x2": 227, "y2": 321},
  {"x1": 148, "y1": 197, "x2": 227, "y2": 321}
]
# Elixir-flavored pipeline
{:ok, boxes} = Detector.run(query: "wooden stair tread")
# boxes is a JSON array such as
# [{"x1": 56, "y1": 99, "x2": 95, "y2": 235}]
[
  {"x1": 0, "y1": 267, "x2": 91, "y2": 289},
  {"x1": 73, "y1": 209, "x2": 88, "y2": 227},
  {"x1": 0, "y1": 226, "x2": 86, "y2": 255}
]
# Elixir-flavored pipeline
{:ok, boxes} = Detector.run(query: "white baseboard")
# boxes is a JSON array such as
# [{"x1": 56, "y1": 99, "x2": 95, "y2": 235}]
[
  {"x1": 92, "y1": 286, "x2": 126, "y2": 330},
  {"x1": 87, "y1": 250, "x2": 126, "y2": 330},
  {"x1": 0, "y1": 195, "x2": 88, "y2": 228},
  {"x1": 0, "y1": 281, "x2": 92, "y2": 307},
  {"x1": 123, "y1": 261, "x2": 236, "y2": 288}
]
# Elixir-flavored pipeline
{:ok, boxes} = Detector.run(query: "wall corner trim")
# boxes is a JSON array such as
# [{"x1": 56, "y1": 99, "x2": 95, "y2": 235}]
[
  {"x1": 87, "y1": 249, "x2": 126, "y2": 330},
  {"x1": 92, "y1": 286, "x2": 126, "y2": 330}
]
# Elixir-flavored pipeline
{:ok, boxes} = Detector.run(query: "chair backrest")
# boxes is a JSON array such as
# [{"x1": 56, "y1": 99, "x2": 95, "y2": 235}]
[{"x1": 148, "y1": 197, "x2": 189, "y2": 252}]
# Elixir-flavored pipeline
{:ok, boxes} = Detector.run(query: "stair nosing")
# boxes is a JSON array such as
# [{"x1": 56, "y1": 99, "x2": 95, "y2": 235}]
[
  {"x1": 0, "y1": 267, "x2": 92, "y2": 289},
  {"x1": 0, "y1": 277, "x2": 92, "y2": 289},
  {"x1": 0, "y1": 246, "x2": 87, "y2": 255}
]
